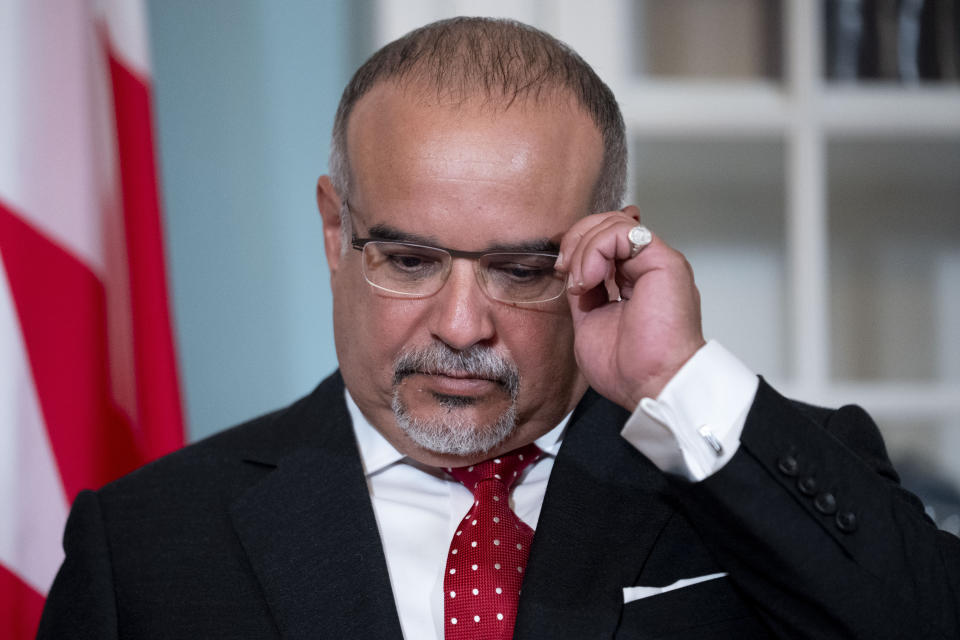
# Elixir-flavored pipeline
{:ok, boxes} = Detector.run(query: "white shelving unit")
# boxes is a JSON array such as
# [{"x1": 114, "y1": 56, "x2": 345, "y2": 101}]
[{"x1": 373, "y1": 0, "x2": 960, "y2": 485}]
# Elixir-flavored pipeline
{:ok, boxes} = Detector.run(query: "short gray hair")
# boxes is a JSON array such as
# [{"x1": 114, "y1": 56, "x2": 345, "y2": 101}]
[{"x1": 328, "y1": 16, "x2": 627, "y2": 239}]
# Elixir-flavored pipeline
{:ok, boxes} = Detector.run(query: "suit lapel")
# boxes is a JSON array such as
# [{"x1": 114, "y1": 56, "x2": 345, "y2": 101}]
[
  {"x1": 225, "y1": 378, "x2": 674, "y2": 639},
  {"x1": 228, "y1": 375, "x2": 403, "y2": 639},
  {"x1": 515, "y1": 391, "x2": 676, "y2": 639}
]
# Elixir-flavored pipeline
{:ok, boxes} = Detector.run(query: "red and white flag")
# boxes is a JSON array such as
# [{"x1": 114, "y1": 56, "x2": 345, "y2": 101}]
[{"x1": 0, "y1": 1, "x2": 185, "y2": 636}]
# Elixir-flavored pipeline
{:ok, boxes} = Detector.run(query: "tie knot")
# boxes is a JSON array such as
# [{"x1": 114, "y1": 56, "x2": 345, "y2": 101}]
[{"x1": 446, "y1": 443, "x2": 542, "y2": 495}]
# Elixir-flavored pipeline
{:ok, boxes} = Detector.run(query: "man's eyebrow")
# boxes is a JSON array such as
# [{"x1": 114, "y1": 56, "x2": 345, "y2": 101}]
[
  {"x1": 366, "y1": 224, "x2": 436, "y2": 245},
  {"x1": 366, "y1": 223, "x2": 559, "y2": 254}
]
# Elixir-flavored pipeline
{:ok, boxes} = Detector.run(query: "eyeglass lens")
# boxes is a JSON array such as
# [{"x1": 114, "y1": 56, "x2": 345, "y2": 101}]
[{"x1": 360, "y1": 241, "x2": 564, "y2": 304}]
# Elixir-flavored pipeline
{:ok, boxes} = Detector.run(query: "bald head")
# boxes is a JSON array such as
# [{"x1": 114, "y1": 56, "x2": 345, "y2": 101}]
[{"x1": 328, "y1": 17, "x2": 626, "y2": 215}]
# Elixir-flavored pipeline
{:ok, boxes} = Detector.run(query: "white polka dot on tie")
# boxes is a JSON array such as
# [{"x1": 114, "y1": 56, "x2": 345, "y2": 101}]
[
  {"x1": 517, "y1": 566, "x2": 523, "y2": 573},
  {"x1": 493, "y1": 495, "x2": 500, "y2": 501},
  {"x1": 493, "y1": 516, "x2": 499, "y2": 523},
  {"x1": 472, "y1": 564, "x2": 478, "y2": 571},
  {"x1": 451, "y1": 548, "x2": 457, "y2": 555},
  {"x1": 518, "y1": 454, "x2": 524, "y2": 461},
  {"x1": 494, "y1": 563, "x2": 501, "y2": 569},
  {"x1": 471, "y1": 541, "x2": 477, "y2": 548},
  {"x1": 450, "y1": 591, "x2": 456, "y2": 598},
  {"x1": 472, "y1": 520, "x2": 477, "y2": 525},
  {"x1": 474, "y1": 500, "x2": 479, "y2": 507},
  {"x1": 472, "y1": 588, "x2": 479, "y2": 595},
  {"x1": 494, "y1": 458, "x2": 501, "y2": 464},
  {"x1": 495, "y1": 587, "x2": 502, "y2": 594},
  {"x1": 493, "y1": 539, "x2": 500, "y2": 546},
  {"x1": 451, "y1": 618, "x2": 457, "y2": 625},
  {"x1": 468, "y1": 466, "x2": 474, "y2": 472},
  {"x1": 497, "y1": 613, "x2": 504, "y2": 621},
  {"x1": 474, "y1": 615, "x2": 481, "y2": 623},
  {"x1": 517, "y1": 543, "x2": 522, "y2": 550},
  {"x1": 494, "y1": 474, "x2": 502, "y2": 480},
  {"x1": 457, "y1": 531, "x2": 462, "y2": 536},
  {"x1": 450, "y1": 569, "x2": 455, "y2": 574},
  {"x1": 513, "y1": 471, "x2": 518, "y2": 476}
]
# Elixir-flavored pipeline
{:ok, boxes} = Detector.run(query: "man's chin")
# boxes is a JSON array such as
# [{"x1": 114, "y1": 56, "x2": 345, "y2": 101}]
[{"x1": 391, "y1": 384, "x2": 518, "y2": 457}]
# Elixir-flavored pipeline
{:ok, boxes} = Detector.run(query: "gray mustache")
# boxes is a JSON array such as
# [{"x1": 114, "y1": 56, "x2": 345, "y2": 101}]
[{"x1": 393, "y1": 343, "x2": 520, "y2": 397}]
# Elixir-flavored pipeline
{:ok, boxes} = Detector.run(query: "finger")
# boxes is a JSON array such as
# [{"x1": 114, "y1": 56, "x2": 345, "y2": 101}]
[
  {"x1": 556, "y1": 208, "x2": 637, "y2": 272},
  {"x1": 616, "y1": 234, "x2": 696, "y2": 301},
  {"x1": 566, "y1": 215, "x2": 624, "y2": 278},
  {"x1": 565, "y1": 206, "x2": 643, "y2": 275},
  {"x1": 563, "y1": 212, "x2": 635, "y2": 289},
  {"x1": 576, "y1": 228, "x2": 685, "y2": 304},
  {"x1": 570, "y1": 219, "x2": 629, "y2": 293},
  {"x1": 569, "y1": 218, "x2": 640, "y2": 294},
  {"x1": 556, "y1": 212, "x2": 613, "y2": 272},
  {"x1": 566, "y1": 276, "x2": 608, "y2": 320}
]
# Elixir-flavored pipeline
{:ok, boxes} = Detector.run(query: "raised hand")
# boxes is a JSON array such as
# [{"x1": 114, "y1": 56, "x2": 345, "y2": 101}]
[{"x1": 556, "y1": 206, "x2": 706, "y2": 411}]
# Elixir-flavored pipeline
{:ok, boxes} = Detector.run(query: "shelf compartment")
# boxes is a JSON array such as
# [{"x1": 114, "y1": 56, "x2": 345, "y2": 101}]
[
  {"x1": 823, "y1": 0, "x2": 960, "y2": 85},
  {"x1": 827, "y1": 137, "x2": 960, "y2": 383},
  {"x1": 631, "y1": 0, "x2": 783, "y2": 81},
  {"x1": 630, "y1": 136, "x2": 789, "y2": 379}
]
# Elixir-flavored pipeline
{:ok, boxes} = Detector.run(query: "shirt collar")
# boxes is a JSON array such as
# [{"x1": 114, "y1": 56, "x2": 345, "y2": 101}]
[{"x1": 345, "y1": 388, "x2": 571, "y2": 478}]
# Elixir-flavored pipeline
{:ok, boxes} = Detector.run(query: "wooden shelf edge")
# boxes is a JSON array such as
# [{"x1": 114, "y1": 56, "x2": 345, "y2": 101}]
[
  {"x1": 615, "y1": 81, "x2": 960, "y2": 136},
  {"x1": 616, "y1": 80, "x2": 789, "y2": 135},
  {"x1": 820, "y1": 87, "x2": 960, "y2": 135}
]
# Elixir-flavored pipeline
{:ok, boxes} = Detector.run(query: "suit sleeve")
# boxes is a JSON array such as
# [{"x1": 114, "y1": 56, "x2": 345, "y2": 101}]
[
  {"x1": 36, "y1": 490, "x2": 119, "y2": 640},
  {"x1": 672, "y1": 379, "x2": 960, "y2": 639}
]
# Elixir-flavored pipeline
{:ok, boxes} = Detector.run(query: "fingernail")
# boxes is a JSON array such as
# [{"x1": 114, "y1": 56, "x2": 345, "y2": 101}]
[
  {"x1": 554, "y1": 251, "x2": 564, "y2": 270},
  {"x1": 567, "y1": 273, "x2": 576, "y2": 291}
]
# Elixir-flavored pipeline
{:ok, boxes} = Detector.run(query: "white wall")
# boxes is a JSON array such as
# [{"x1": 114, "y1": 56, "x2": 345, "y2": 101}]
[{"x1": 147, "y1": 0, "x2": 370, "y2": 440}]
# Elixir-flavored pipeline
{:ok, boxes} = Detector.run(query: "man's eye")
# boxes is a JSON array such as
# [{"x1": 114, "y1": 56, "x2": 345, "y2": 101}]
[
  {"x1": 503, "y1": 265, "x2": 544, "y2": 280},
  {"x1": 392, "y1": 255, "x2": 425, "y2": 268},
  {"x1": 488, "y1": 261, "x2": 551, "y2": 283},
  {"x1": 385, "y1": 252, "x2": 441, "y2": 275}
]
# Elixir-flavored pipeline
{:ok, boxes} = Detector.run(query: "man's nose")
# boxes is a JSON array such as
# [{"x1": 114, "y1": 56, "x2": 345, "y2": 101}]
[{"x1": 427, "y1": 259, "x2": 495, "y2": 351}]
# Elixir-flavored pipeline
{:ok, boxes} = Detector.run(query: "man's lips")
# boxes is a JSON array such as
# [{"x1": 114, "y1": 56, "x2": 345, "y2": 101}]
[{"x1": 405, "y1": 371, "x2": 502, "y2": 395}]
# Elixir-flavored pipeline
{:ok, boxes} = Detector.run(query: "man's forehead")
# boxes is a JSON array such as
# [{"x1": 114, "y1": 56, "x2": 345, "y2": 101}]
[
  {"x1": 345, "y1": 81, "x2": 599, "y2": 164},
  {"x1": 345, "y1": 83, "x2": 604, "y2": 221}
]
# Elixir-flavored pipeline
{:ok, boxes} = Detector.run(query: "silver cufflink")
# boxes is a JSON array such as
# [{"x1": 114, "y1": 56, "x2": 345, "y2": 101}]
[{"x1": 698, "y1": 425, "x2": 723, "y2": 456}]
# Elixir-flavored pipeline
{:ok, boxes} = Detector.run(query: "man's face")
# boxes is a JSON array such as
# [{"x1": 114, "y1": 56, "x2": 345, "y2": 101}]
[{"x1": 322, "y1": 83, "x2": 604, "y2": 466}]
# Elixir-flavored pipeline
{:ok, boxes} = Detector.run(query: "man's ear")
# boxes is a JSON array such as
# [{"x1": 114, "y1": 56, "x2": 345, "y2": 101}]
[{"x1": 316, "y1": 175, "x2": 344, "y2": 274}]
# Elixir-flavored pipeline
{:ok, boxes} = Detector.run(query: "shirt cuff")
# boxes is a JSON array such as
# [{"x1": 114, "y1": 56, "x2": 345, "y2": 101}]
[{"x1": 619, "y1": 340, "x2": 759, "y2": 481}]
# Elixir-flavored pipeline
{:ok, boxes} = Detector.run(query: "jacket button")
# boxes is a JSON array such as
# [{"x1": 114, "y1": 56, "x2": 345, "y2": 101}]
[
  {"x1": 777, "y1": 455, "x2": 799, "y2": 476},
  {"x1": 836, "y1": 511, "x2": 858, "y2": 533},
  {"x1": 814, "y1": 492, "x2": 837, "y2": 515},
  {"x1": 797, "y1": 475, "x2": 817, "y2": 496}
]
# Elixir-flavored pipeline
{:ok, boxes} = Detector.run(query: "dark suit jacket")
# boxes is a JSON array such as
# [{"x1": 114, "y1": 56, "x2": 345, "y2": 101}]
[{"x1": 37, "y1": 371, "x2": 960, "y2": 639}]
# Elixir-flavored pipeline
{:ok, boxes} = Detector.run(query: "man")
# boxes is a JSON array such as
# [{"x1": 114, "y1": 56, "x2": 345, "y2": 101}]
[{"x1": 39, "y1": 17, "x2": 959, "y2": 640}]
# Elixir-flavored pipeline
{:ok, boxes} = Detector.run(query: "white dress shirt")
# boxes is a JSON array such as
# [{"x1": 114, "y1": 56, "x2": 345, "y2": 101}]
[{"x1": 346, "y1": 340, "x2": 758, "y2": 640}]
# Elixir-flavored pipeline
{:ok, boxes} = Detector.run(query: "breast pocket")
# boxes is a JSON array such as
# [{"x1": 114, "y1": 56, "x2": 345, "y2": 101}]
[{"x1": 615, "y1": 575, "x2": 769, "y2": 639}]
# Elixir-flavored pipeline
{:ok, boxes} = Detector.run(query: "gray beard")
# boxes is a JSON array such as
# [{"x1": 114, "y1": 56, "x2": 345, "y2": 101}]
[{"x1": 391, "y1": 343, "x2": 521, "y2": 456}]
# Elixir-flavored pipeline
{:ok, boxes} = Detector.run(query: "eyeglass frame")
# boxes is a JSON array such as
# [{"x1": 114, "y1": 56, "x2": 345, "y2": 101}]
[{"x1": 343, "y1": 200, "x2": 565, "y2": 305}]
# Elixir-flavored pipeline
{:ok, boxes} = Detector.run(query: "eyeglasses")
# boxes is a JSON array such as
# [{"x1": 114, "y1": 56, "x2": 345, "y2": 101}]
[{"x1": 350, "y1": 236, "x2": 565, "y2": 305}]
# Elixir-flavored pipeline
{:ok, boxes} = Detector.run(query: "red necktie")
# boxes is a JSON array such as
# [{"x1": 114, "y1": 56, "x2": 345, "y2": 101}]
[{"x1": 443, "y1": 443, "x2": 542, "y2": 640}]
